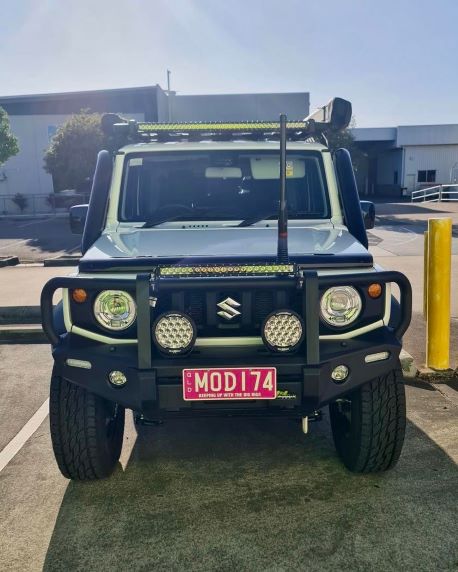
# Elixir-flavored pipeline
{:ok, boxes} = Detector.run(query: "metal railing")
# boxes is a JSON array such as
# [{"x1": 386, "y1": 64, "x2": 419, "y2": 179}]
[
  {"x1": 411, "y1": 184, "x2": 458, "y2": 203},
  {"x1": 0, "y1": 193, "x2": 90, "y2": 216}
]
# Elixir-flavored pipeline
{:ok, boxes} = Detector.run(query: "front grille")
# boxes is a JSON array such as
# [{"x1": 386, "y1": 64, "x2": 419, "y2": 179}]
[{"x1": 154, "y1": 288, "x2": 301, "y2": 337}]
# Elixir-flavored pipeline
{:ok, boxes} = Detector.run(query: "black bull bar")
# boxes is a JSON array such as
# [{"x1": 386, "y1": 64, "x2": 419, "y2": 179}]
[{"x1": 41, "y1": 271, "x2": 412, "y2": 370}]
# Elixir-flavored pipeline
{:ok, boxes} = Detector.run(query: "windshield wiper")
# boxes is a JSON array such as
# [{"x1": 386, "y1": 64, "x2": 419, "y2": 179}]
[
  {"x1": 142, "y1": 206, "x2": 241, "y2": 228},
  {"x1": 142, "y1": 214, "x2": 188, "y2": 228},
  {"x1": 237, "y1": 210, "x2": 322, "y2": 228},
  {"x1": 237, "y1": 212, "x2": 278, "y2": 227}
]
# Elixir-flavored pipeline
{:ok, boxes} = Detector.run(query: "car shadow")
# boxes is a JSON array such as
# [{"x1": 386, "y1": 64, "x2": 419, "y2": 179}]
[
  {"x1": 0, "y1": 218, "x2": 81, "y2": 258},
  {"x1": 42, "y1": 410, "x2": 457, "y2": 571}
]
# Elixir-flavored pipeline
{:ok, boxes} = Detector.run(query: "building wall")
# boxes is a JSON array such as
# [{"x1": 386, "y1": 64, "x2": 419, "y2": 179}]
[
  {"x1": 170, "y1": 93, "x2": 310, "y2": 121},
  {"x1": 377, "y1": 149, "x2": 403, "y2": 185},
  {"x1": 402, "y1": 144, "x2": 458, "y2": 191},
  {"x1": 0, "y1": 112, "x2": 144, "y2": 206}
]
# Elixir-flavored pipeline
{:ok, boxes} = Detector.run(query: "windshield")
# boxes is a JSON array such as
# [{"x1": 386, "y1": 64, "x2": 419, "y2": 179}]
[{"x1": 119, "y1": 150, "x2": 330, "y2": 223}]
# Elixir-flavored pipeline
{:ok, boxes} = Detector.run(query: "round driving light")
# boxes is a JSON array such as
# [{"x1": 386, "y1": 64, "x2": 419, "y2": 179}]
[
  {"x1": 262, "y1": 310, "x2": 304, "y2": 352},
  {"x1": 320, "y1": 286, "x2": 362, "y2": 327},
  {"x1": 367, "y1": 283, "x2": 383, "y2": 299},
  {"x1": 109, "y1": 370, "x2": 127, "y2": 386},
  {"x1": 94, "y1": 290, "x2": 137, "y2": 331},
  {"x1": 153, "y1": 312, "x2": 196, "y2": 355},
  {"x1": 72, "y1": 288, "x2": 88, "y2": 303},
  {"x1": 331, "y1": 365, "x2": 349, "y2": 383}
]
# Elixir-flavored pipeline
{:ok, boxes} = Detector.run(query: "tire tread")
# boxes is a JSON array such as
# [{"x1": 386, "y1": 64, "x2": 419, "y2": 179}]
[{"x1": 49, "y1": 370, "x2": 123, "y2": 480}]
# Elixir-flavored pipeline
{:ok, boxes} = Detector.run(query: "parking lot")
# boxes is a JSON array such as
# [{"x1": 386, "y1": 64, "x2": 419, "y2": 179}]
[
  {"x1": 0, "y1": 202, "x2": 457, "y2": 571},
  {"x1": 0, "y1": 216, "x2": 80, "y2": 263},
  {"x1": 1, "y1": 344, "x2": 457, "y2": 572}
]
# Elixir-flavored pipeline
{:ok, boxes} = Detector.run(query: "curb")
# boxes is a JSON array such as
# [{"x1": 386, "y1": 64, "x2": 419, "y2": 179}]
[
  {"x1": 416, "y1": 368, "x2": 458, "y2": 383},
  {"x1": 43, "y1": 257, "x2": 80, "y2": 267},
  {"x1": 400, "y1": 349, "x2": 417, "y2": 379},
  {"x1": 0, "y1": 306, "x2": 41, "y2": 324},
  {"x1": 400, "y1": 350, "x2": 457, "y2": 383},
  {"x1": 0, "y1": 256, "x2": 19, "y2": 268},
  {"x1": 0, "y1": 324, "x2": 46, "y2": 343}
]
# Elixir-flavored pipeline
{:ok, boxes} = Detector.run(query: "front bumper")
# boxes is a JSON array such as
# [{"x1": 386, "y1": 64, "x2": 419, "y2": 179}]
[{"x1": 42, "y1": 270, "x2": 412, "y2": 419}]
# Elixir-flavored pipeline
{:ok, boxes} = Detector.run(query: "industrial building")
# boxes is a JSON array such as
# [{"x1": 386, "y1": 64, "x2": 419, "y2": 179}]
[
  {"x1": 0, "y1": 85, "x2": 309, "y2": 214},
  {"x1": 1, "y1": 82, "x2": 457, "y2": 212},
  {"x1": 353, "y1": 125, "x2": 458, "y2": 198}
]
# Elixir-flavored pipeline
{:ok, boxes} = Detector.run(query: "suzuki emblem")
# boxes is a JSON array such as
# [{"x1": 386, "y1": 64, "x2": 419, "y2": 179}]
[{"x1": 217, "y1": 297, "x2": 241, "y2": 320}]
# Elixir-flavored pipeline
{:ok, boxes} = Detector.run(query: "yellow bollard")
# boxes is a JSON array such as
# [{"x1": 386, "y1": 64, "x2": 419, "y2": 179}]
[
  {"x1": 426, "y1": 218, "x2": 452, "y2": 370},
  {"x1": 423, "y1": 230, "x2": 428, "y2": 320}
]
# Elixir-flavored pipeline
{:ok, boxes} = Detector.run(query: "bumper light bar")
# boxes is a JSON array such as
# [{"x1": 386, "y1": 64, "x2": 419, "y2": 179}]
[{"x1": 159, "y1": 263, "x2": 295, "y2": 278}]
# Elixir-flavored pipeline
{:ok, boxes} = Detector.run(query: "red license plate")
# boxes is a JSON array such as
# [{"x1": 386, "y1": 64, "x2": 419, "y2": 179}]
[{"x1": 182, "y1": 367, "x2": 277, "y2": 401}]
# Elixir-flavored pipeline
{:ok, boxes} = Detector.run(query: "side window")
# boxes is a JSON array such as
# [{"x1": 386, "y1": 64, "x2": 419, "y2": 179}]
[{"x1": 418, "y1": 170, "x2": 436, "y2": 183}]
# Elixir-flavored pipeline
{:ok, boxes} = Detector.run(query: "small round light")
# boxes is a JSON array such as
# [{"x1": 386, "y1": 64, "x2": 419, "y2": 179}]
[
  {"x1": 94, "y1": 290, "x2": 136, "y2": 331},
  {"x1": 109, "y1": 370, "x2": 127, "y2": 386},
  {"x1": 320, "y1": 286, "x2": 362, "y2": 327},
  {"x1": 262, "y1": 310, "x2": 304, "y2": 352},
  {"x1": 153, "y1": 312, "x2": 196, "y2": 355},
  {"x1": 367, "y1": 283, "x2": 383, "y2": 299},
  {"x1": 72, "y1": 288, "x2": 88, "y2": 303},
  {"x1": 331, "y1": 365, "x2": 349, "y2": 383}
]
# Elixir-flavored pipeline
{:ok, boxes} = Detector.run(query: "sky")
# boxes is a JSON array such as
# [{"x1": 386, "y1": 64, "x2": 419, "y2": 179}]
[{"x1": 1, "y1": 0, "x2": 458, "y2": 127}]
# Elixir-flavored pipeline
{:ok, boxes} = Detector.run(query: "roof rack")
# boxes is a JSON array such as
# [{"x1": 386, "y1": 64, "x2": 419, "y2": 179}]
[{"x1": 101, "y1": 97, "x2": 352, "y2": 144}]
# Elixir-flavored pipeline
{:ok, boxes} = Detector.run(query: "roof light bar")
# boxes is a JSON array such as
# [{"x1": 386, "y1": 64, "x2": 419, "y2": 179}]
[
  {"x1": 136, "y1": 120, "x2": 309, "y2": 133},
  {"x1": 100, "y1": 97, "x2": 352, "y2": 143}
]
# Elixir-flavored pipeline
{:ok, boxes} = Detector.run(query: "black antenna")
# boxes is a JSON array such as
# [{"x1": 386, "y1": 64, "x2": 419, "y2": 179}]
[{"x1": 277, "y1": 113, "x2": 289, "y2": 263}]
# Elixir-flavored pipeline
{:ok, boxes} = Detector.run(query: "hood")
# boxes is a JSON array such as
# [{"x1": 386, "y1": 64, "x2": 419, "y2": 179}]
[{"x1": 79, "y1": 224, "x2": 372, "y2": 272}]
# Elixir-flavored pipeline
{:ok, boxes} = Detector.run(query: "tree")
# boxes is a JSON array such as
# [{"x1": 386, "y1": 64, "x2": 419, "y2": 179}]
[
  {"x1": 326, "y1": 117, "x2": 366, "y2": 175},
  {"x1": 0, "y1": 106, "x2": 19, "y2": 166},
  {"x1": 44, "y1": 111, "x2": 108, "y2": 192}
]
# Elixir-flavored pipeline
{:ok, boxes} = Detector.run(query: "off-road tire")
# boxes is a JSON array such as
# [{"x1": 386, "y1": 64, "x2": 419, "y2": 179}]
[
  {"x1": 49, "y1": 369, "x2": 125, "y2": 480},
  {"x1": 329, "y1": 365, "x2": 406, "y2": 473}
]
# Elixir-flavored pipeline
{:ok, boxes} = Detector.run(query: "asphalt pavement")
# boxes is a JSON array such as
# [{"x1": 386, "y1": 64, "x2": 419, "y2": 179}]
[
  {"x1": 0, "y1": 344, "x2": 457, "y2": 572},
  {"x1": 0, "y1": 216, "x2": 80, "y2": 263},
  {"x1": 0, "y1": 202, "x2": 457, "y2": 571}
]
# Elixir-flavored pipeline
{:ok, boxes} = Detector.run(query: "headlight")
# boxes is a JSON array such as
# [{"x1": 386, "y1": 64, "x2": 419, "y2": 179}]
[
  {"x1": 262, "y1": 310, "x2": 304, "y2": 352},
  {"x1": 320, "y1": 286, "x2": 362, "y2": 327},
  {"x1": 94, "y1": 290, "x2": 137, "y2": 331},
  {"x1": 152, "y1": 312, "x2": 196, "y2": 355}
]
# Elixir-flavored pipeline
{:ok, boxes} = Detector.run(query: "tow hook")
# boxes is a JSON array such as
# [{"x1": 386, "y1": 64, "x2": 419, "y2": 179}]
[
  {"x1": 302, "y1": 410, "x2": 322, "y2": 434},
  {"x1": 134, "y1": 414, "x2": 164, "y2": 426}
]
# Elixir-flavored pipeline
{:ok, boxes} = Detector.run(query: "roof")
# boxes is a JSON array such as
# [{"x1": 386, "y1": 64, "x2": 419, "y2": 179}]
[
  {"x1": 352, "y1": 127, "x2": 397, "y2": 142},
  {"x1": 352, "y1": 124, "x2": 458, "y2": 147},
  {"x1": 397, "y1": 124, "x2": 458, "y2": 146},
  {"x1": 0, "y1": 85, "x2": 159, "y2": 119},
  {"x1": 0, "y1": 85, "x2": 159, "y2": 103},
  {"x1": 119, "y1": 140, "x2": 328, "y2": 153}
]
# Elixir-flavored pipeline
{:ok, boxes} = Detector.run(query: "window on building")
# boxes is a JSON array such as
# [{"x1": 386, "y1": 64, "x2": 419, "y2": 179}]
[
  {"x1": 418, "y1": 170, "x2": 436, "y2": 183},
  {"x1": 393, "y1": 170, "x2": 398, "y2": 185}
]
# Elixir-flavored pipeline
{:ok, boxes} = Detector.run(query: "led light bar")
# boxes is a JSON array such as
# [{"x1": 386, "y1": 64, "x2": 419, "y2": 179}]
[
  {"x1": 136, "y1": 121, "x2": 309, "y2": 133},
  {"x1": 101, "y1": 98, "x2": 351, "y2": 143},
  {"x1": 158, "y1": 263, "x2": 296, "y2": 278}
]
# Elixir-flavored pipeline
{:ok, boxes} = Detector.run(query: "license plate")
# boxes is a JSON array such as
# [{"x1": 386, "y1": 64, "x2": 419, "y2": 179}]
[{"x1": 182, "y1": 367, "x2": 277, "y2": 401}]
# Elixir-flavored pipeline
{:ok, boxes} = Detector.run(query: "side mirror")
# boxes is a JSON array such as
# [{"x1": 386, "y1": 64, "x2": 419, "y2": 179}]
[
  {"x1": 69, "y1": 204, "x2": 89, "y2": 234},
  {"x1": 360, "y1": 201, "x2": 375, "y2": 229}
]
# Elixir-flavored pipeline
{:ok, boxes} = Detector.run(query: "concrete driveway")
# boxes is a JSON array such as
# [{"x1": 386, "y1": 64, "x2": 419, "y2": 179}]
[{"x1": 0, "y1": 345, "x2": 457, "y2": 572}]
